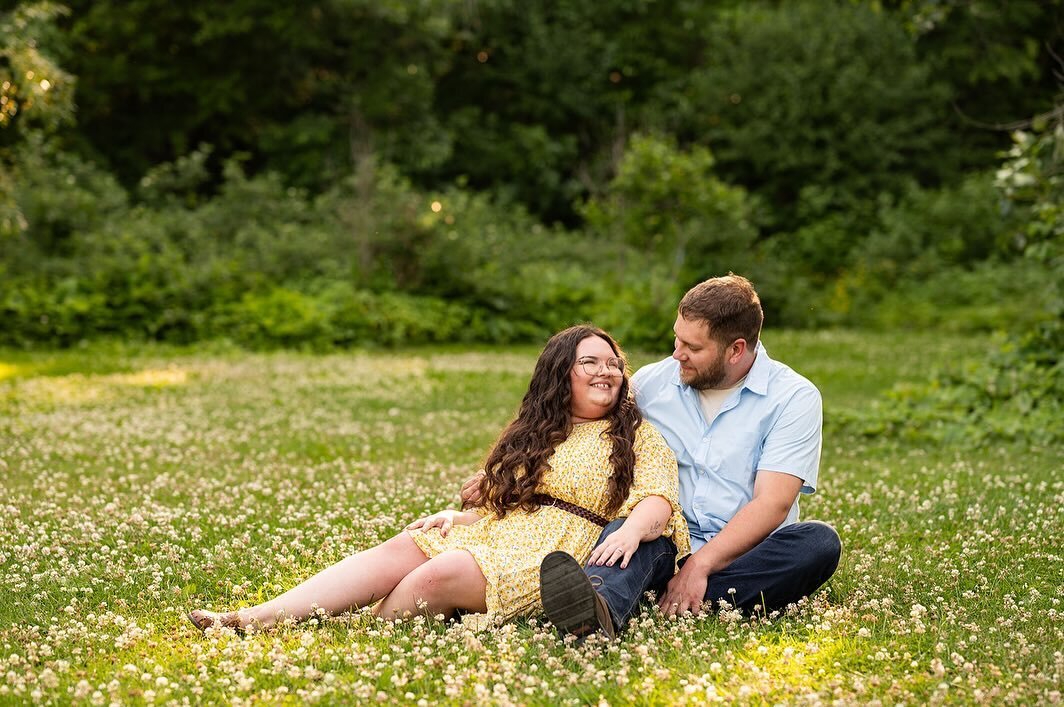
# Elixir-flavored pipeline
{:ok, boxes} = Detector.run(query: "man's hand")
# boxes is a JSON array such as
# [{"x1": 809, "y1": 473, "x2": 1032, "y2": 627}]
[
  {"x1": 658, "y1": 561, "x2": 708, "y2": 617},
  {"x1": 459, "y1": 471, "x2": 486, "y2": 508}
]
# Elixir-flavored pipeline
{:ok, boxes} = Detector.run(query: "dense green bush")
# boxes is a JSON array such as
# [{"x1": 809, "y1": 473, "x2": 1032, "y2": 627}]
[
  {"x1": 854, "y1": 260, "x2": 1060, "y2": 333},
  {"x1": 0, "y1": 141, "x2": 631, "y2": 348},
  {"x1": 2, "y1": 126, "x2": 1058, "y2": 348},
  {"x1": 836, "y1": 319, "x2": 1063, "y2": 445},
  {"x1": 582, "y1": 134, "x2": 757, "y2": 286},
  {"x1": 209, "y1": 286, "x2": 479, "y2": 350}
]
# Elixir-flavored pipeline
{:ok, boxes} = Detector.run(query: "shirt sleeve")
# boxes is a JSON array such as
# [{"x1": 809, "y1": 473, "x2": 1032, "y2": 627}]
[
  {"x1": 757, "y1": 385, "x2": 823, "y2": 493},
  {"x1": 618, "y1": 422, "x2": 691, "y2": 557}
]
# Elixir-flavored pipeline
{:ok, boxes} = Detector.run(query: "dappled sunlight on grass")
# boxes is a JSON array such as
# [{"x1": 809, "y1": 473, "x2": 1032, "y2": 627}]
[
  {"x1": 3, "y1": 366, "x2": 190, "y2": 407},
  {"x1": 0, "y1": 362, "x2": 23, "y2": 382},
  {"x1": 108, "y1": 367, "x2": 189, "y2": 388},
  {"x1": 10, "y1": 374, "x2": 115, "y2": 407}
]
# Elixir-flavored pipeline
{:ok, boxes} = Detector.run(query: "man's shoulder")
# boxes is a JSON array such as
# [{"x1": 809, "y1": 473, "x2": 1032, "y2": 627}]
[
  {"x1": 632, "y1": 357, "x2": 678, "y2": 395},
  {"x1": 757, "y1": 347, "x2": 821, "y2": 402}
]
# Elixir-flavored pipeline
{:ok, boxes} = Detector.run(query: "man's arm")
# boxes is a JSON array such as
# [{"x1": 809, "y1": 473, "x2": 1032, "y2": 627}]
[
  {"x1": 661, "y1": 383, "x2": 823, "y2": 615},
  {"x1": 658, "y1": 470, "x2": 803, "y2": 616}
]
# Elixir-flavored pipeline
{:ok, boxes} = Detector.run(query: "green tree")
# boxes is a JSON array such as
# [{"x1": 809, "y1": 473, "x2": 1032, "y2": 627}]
[
  {"x1": 583, "y1": 134, "x2": 756, "y2": 296},
  {"x1": 887, "y1": 0, "x2": 1062, "y2": 146},
  {"x1": 668, "y1": 0, "x2": 954, "y2": 227},
  {"x1": 1, "y1": 2, "x2": 78, "y2": 241},
  {"x1": 427, "y1": 0, "x2": 715, "y2": 222},
  {"x1": 54, "y1": 0, "x2": 456, "y2": 188},
  {"x1": 0, "y1": 2, "x2": 73, "y2": 140}
]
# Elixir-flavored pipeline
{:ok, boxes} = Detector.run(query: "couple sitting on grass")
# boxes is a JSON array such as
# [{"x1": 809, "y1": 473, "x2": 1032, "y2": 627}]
[{"x1": 190, "y1": 274, "x2": 841, "y2": 639}]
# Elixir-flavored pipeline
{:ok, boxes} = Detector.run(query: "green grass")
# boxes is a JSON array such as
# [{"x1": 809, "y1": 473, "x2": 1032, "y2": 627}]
[{"x1": 1, "y1": 330, "x2": 1060, "y2": 704}]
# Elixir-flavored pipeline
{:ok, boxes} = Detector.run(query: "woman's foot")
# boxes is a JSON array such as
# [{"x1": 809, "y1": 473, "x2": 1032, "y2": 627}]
[{"x1": 187, "y1": 609, "x2": 251, "y2": 635}]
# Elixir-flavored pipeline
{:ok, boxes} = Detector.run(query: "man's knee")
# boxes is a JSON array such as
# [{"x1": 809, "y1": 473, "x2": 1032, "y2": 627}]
[
  {"x1": 588, "y1": 519, "x2": 676, "y2": 571},
  {"x1": 595, "y1": 518, "x2": 627, "y2": 544},
  {"x1": 801, "y1": 521, "x2": 842, "y2": 573}
]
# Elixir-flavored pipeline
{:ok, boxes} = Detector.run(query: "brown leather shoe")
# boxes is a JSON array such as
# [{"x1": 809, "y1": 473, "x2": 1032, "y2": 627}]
[
  {"x1": 188, "y1": 609, "x2": 247, "y2": 635},
  {"x1": 539, "y1": 551, "x2": 616, "y2": 641}
]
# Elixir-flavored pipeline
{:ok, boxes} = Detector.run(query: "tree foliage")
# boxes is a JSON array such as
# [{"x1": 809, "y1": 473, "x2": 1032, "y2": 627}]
[
  {"x1": 583, "y1": 134, "x2": 756, "y2": 287},
  {"x1": 0, "y1": 2, "x2": 74, "y2": 137},
  {"x1": 669, "y1": 1, "x2": 956, "y2": 226},
  {"x1": 0, "y1": 0, "x2": 1060, "y2": 349}
]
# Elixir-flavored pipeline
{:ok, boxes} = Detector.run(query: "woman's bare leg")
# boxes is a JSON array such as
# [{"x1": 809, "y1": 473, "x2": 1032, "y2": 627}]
[
  {"x1": 376, "y1": 550, "x2": 488, "y2": 620},
  {"x1": 193, "y1": 532, "x2": 430, "y2": 630}
]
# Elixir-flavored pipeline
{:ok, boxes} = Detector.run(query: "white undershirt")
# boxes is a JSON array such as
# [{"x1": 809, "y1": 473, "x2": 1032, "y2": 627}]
[{"x1": 697, "y1": 376, "x2": 747, "y2": 425}]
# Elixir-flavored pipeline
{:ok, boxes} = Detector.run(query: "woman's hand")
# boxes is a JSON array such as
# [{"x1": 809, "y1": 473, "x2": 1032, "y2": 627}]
[
  {"x1": 586, "y1": 496, "x2": 672, "y2": 568},
  {"x1": 406, "y1": 509, "x2": 476, "y2": 537},
  {"x1": 459, "y1": 471, "x2": 486, "y2": 508},
  {"x1": 587, "y1": 523, "x2": 643, "y2": 568}
]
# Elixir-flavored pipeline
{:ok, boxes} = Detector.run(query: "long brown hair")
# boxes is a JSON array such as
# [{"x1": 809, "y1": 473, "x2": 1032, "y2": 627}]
[{"x1": 477, "y1": 325, "x2": 642, "y2": 518}]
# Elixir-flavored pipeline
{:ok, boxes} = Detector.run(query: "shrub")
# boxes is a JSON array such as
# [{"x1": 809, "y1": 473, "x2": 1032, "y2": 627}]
[
  {"x1": 837, "y1": 319, "x2": 1063, "y2": 446},
  {"x1": 582, "y1": 133, "x2": 757, "y2": 286},
  {"x1": 857, "y1": 260, "x2": 1059, "y2": 333},
  {"x1": 4, "y1": 133, "x2": 128, "y2": 257},
  {"x1": 322, "y1": 285, "x2": 479, "y2": 347},
  {"x1": 217, "y1": 288, "x2": 331, "y2": 350},
  {"x1": 590, "y1": 265, "x2": 683, "y2": 350}
]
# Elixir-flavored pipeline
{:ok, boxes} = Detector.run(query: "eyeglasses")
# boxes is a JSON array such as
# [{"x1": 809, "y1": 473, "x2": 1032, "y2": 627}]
[{"x1": 575, "y1": 356, "x2": 624, "y2": 377}]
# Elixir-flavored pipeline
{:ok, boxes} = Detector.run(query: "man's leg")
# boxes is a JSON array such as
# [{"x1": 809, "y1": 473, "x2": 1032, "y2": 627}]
[
  {"x1": 584, "y1": 519, "x2": 678, "y2": 630},
  {"x1": 702, "y1": 520, "x2": 841, "y2": 613},
  {"x1": 540, "y1": 518, "x2": 677, "y2": 637}
]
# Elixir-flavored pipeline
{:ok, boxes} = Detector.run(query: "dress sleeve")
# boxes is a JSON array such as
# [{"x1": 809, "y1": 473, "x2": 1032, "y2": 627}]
[
  {"x1": 469, "y1": 504, "x2": 492, "y2": 517},
  {"x1": 619, "y1": 422, "x2": 691, "y2": 557}
]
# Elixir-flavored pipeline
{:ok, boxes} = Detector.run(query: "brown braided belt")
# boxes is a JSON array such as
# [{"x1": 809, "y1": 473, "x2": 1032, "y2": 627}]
[{"x1": 531, "y1": 493, "x2": 609, "y2": 527}]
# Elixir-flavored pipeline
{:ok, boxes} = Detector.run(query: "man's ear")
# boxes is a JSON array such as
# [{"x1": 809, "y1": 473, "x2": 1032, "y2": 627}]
[{"x1": 728, "y1": 338, "x2": 748, "y2": 363}]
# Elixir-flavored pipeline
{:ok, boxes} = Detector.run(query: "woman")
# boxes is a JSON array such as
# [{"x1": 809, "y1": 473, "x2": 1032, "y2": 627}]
[{"x1": 189, "y1": 325, "x2": 689, "y2": 632}]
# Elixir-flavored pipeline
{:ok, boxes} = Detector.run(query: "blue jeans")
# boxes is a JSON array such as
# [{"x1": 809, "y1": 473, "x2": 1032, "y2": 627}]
[{"x1": 584, "y1": 519, "x2": 842, "y2": 630}]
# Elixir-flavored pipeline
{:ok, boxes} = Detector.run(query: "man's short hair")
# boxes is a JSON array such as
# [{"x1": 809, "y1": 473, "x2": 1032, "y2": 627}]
[{"x1": 678, "y1": 274, "x2": 764, "y2": 347}]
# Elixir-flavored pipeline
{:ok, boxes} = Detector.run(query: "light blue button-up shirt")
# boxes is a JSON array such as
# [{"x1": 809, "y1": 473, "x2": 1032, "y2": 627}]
[{"x1": 632, "y1": 343, "x2": 822, "y2": 554}]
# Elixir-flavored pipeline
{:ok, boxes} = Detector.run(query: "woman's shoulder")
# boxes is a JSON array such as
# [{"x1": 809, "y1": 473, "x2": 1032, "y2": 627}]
[
  {"x1": 631, "y1": 419, "x2": 678, "y2": 475},
  {"x1": 634, "y1": 418, "x2": 671, "y2": 451}
]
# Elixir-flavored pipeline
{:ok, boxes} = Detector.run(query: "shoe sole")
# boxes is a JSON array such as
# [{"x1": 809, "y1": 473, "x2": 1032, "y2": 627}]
[{"x1": 540, "y1": 551, "x2": 604, "y2": 639}]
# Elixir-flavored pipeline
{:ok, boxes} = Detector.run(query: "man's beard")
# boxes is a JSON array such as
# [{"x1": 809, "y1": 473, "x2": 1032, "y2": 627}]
[{"x1": 680, "y1": 351, "x2": 727, "y2": 390}]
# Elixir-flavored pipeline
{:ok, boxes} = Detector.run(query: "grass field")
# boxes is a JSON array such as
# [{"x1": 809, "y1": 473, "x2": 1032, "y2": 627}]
[{"x1": 1, "y1": 331, "x2": 1061, "y2": 705}]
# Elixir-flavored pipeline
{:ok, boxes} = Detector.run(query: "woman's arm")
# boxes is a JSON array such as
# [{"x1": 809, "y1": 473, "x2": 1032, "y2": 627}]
[
  {"x1": 586, "y1": 495, "x2": 673, "y2": 568},
  {"x1": 406, "y1": 509, "x2": 483, "y2": 537}
]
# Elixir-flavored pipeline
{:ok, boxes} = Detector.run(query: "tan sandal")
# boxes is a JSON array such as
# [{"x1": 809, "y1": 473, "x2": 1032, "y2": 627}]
[{"x1": 188, "y1": 609, "x2": 247, "y2": 635}]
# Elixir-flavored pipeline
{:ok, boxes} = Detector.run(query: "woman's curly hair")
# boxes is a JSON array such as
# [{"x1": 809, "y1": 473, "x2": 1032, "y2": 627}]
[{"x1": 477, "y1": 325, "x2": 642, "y2": 518}]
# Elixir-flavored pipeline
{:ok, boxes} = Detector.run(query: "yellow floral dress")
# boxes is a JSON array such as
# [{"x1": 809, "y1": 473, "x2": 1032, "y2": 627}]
[{"x1": 408, "y1": 419, "x2": 690, "y2": 623}]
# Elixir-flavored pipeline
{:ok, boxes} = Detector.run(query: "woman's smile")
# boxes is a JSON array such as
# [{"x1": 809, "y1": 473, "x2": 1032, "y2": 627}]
[{"x1": 569, "y1": 336, "x2": 624, "y2": 421}]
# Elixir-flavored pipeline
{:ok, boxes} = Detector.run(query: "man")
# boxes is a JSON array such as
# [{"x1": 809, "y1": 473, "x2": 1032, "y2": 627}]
[{"x1": 463, "y1": 274, "x2": 841, "y2": 638}]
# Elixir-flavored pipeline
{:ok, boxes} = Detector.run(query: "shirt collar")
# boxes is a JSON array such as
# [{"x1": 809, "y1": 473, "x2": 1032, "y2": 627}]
[
  {"x1": 670, "y1": 341, "x2": 771, "y2": 396},
  {"x1": 744, "y1": 342, "x2": 770, "y2": 396}
]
